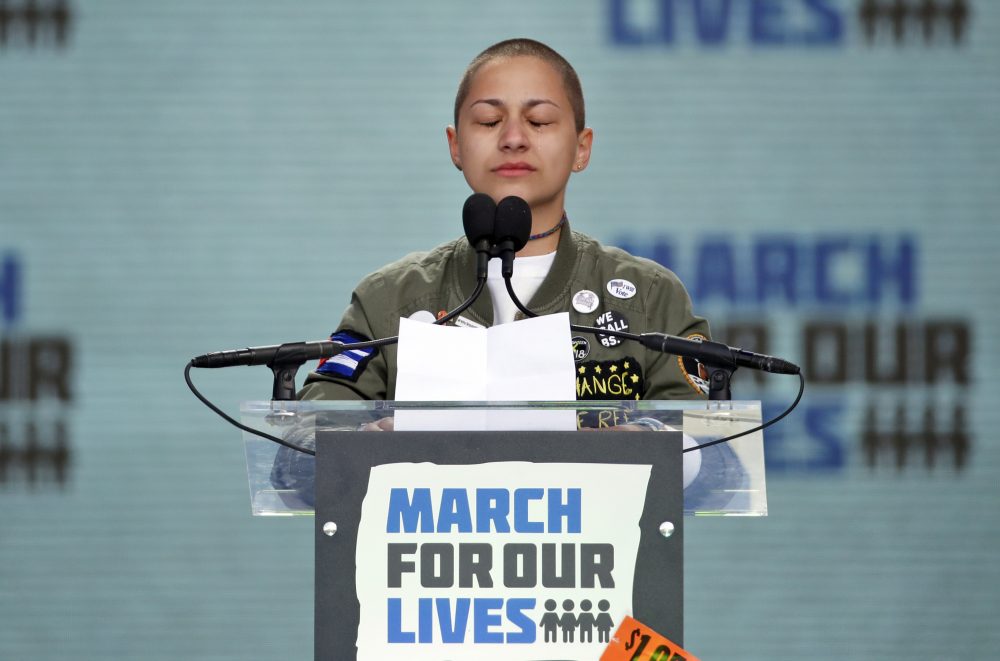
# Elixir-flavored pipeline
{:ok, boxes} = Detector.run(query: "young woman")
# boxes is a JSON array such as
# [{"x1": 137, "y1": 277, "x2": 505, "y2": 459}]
[{"x1": 299, "y1": 39, "x2": 709, "y2": 402}]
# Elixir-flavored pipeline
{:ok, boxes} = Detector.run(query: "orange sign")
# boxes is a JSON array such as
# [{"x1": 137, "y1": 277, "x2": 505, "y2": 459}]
[{"x1": 600, "y1": 615, "x2": 700, "y2": 661}]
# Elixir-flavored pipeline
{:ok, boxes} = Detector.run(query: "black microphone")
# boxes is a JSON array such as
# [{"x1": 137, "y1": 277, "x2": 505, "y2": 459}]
[
  {"x1": 493, "y1": 196, "x2": 532, "y2": 278},
  {"x1": 639, "y1": 332, "x2": 801, "y2": 375},
  {"x1": 191, "y1": 340, "x2": 342, "y2": 369},
  {"x1": 463, "y1": 193, "x2": 497, "y2": 279}
]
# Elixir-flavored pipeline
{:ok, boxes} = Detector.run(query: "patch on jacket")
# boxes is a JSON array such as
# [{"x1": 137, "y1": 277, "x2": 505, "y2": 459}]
[
  {"x1": 316, "y1": 330, "x2": 378, "y2": 382},
  {"x1": 576, "y1": 357, "x2": 643, "y2": 401},
  {"x1": 453, "y1": 315, "x2": 486, "y2": 329},
  {"x1": 678, "y1": 333, "x2": 710, "y2": 396}
]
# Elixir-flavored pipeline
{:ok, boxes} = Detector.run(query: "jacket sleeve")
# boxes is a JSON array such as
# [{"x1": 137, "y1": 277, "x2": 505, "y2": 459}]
[
  {"x1": 642, "y1": 268, "x2": 712, "y2": 400},
  {"x1": 297, "y1": 274, "x2": 392, "y2": 401}
]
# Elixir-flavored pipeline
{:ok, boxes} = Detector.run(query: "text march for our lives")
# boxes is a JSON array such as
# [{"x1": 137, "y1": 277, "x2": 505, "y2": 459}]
[{"x1": 352, "y1": 462, "x2": 653, "y2": 660}]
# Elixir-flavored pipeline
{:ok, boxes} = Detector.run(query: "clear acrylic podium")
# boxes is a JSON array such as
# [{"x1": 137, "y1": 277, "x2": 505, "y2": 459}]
[{"x1": 240, "y1": 400, "x2": 766, "y2": 660}]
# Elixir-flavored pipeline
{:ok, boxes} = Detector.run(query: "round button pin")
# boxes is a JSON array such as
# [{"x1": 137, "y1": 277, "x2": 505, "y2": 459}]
[
  {"x1": 408, "y1": 310, "x2": 436, "y2": 323},
  {"x1": 572, "y1": 289, "x2": 600, "y2": 313},
  {"x1": 594, "y1": 310, "x2": 630, "y2": 347}
]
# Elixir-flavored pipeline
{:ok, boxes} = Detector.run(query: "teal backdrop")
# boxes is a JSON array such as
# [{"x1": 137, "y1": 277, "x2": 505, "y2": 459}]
[{"x1": 1, "y1": 1, "x2": 997, "y2": 658}]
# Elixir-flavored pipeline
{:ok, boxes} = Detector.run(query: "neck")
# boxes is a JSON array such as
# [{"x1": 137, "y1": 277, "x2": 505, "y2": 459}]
[{"x1": 517, "y1": 201, "x2": 564, "y2": 257}]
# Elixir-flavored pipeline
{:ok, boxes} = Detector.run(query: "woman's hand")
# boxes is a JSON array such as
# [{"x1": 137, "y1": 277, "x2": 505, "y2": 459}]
[{"x1": 357, "y1": 417, "x2": 395, "y2": 432}]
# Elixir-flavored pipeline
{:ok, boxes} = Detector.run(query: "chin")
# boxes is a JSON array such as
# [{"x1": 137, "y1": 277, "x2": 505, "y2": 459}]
[{"x1": 483, "y1": 184, "x2": 541, "y2": 206}]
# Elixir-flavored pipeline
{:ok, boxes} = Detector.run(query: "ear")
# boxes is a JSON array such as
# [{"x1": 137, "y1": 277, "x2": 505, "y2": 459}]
[
  {"x1": 446, "y1": 125, "x2": 462, "y2": 171},
  {"x1": 573, "y1": 127, "x2": 594, "y2": 172}
]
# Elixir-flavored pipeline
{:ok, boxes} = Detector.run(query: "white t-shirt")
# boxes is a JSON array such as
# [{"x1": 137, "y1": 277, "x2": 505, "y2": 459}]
[{"x1": 486, "y1": 252, "x2": 557, "y2": 325}]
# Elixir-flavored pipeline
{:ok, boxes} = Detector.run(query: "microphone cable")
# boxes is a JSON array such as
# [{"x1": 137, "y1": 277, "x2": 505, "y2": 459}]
[
  {"x1": 681, "y1": 370, "x2": 804, "y2": 453},
  {"x1": 435, "y1": 276, "x2": 487, "y2": 326},
  {"x1": 185, "y1": 359, "x2": 316, "y2": 456},
  {"x1": 504, "y1": 277, "x2": 539, "y2": 319}
]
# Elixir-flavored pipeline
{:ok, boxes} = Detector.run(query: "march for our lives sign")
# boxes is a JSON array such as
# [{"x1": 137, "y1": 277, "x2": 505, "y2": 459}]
[{"x1": 354, "y1": 462, "x2": 652, "y2": 660}]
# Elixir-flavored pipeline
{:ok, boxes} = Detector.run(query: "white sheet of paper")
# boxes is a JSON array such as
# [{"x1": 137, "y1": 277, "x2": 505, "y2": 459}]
[
  {"x1": 395, "y1": 318, "x2": 487, "y2": 401},
  {"x1": 394, "y1": 313, "x2": 576, "y2": 431},
  {"x1": 484, "y1": 313, "x2": 576, "y2": 400}
]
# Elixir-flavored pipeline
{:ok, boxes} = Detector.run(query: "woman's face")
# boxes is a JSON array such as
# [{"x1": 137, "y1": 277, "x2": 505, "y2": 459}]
[{"x1": 447, "y1": 56, "x2": 592, "y2": 217}]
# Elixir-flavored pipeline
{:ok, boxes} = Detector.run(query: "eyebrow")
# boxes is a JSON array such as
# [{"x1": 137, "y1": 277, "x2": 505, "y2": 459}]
[{"x1": 469, "y1": 98, "x2": 561, "y2": 111}]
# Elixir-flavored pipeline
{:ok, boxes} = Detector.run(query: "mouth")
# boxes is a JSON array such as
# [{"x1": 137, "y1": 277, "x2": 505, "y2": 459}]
[{"x1": 492, "y1": 162, "x2": 536, "y2": 177}]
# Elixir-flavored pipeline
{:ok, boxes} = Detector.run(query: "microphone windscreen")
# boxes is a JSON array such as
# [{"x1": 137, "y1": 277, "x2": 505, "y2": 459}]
[
  {"x1": 495, "y1": 196, "x2": 532, "y2": 251},
  {"x1": 462, "y1": 193, "x2": 496, "y2": 246}
]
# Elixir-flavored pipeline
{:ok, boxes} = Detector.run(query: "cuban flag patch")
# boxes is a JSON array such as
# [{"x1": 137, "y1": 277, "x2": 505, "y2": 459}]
[{"x1": 316, "y1": 330, "x2": 378, "y2": 382}]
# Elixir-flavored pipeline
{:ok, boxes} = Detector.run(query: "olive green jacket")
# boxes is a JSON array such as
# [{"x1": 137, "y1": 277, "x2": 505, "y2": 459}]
[{"x1": 299, "y1": 225, "x2": 710, "y2": 401}]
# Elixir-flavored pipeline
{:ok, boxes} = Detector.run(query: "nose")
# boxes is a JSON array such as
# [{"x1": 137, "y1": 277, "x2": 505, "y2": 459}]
[{"x1": 499, "y1": 119, "x2": 529, "y2": 152}]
